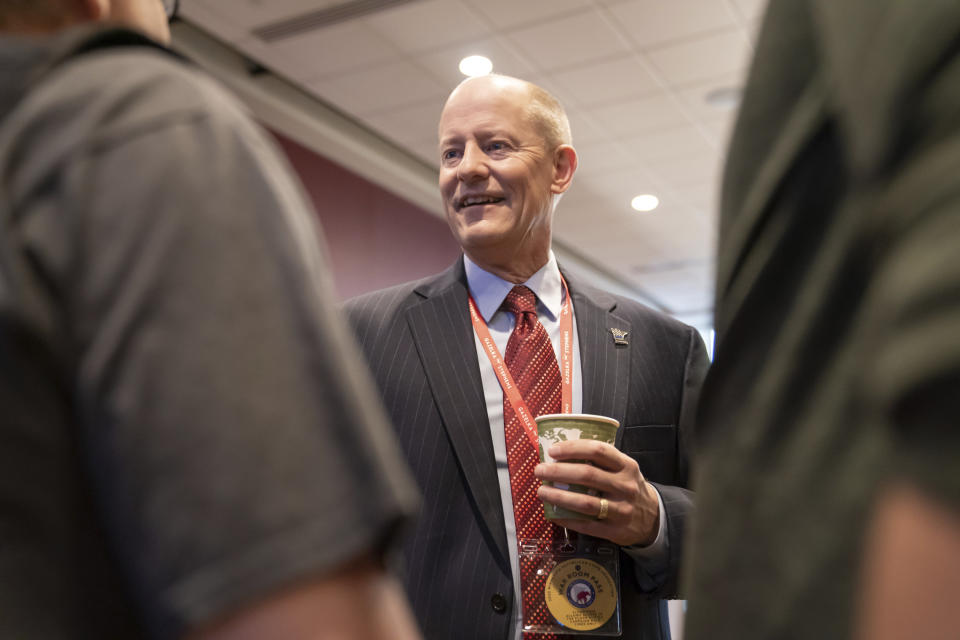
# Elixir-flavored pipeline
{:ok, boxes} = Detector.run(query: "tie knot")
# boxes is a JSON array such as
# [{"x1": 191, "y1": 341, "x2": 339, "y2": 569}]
[{"x1": 502, "y1": 285, "x2": 538, "y2": 316}]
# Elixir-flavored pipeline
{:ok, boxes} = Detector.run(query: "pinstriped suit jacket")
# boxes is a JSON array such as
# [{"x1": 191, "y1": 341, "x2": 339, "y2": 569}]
[{"x1": 345, "y1": 257, "x2": 708, "y2": 640}]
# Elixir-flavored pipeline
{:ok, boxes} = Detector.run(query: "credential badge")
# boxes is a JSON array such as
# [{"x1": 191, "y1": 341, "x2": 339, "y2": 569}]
[{"x1": 544, "y1": 558, "x2": 618, "y2": 631}]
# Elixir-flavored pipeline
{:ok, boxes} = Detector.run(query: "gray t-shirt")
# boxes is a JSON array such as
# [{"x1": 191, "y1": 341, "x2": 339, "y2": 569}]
[{"x1": 0, "y1": 28, "x2": 418, "y2": 640}]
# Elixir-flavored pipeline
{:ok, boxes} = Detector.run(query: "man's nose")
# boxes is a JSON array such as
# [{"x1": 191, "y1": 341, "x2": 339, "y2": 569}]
[{"x1": 457, "y1": 143, "x2": 489, "y2": 182}]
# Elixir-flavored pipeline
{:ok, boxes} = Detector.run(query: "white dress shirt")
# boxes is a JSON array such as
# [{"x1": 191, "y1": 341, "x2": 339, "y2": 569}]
[{"x1": 464, "y1": 252, "x2": 668, "y2": 639}]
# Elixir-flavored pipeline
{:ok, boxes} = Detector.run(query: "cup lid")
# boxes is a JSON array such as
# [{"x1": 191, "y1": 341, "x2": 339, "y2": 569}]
[{"x1": 534, "y1": 413, "x2": 620, "y2": 428}]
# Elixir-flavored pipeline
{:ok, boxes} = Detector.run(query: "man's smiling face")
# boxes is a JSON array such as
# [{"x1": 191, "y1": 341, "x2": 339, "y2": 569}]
[{"x1": 437, "y1": 76, "x2": 561, "y2": 268}]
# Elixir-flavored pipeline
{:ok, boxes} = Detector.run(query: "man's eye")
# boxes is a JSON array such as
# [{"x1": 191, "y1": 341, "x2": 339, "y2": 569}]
[
  {"x1": 487, "y1": 142, "x2": 506, "y2": 152},
  {"x1": 441, "y1": 149, "x2": 461, "y2": 162}
]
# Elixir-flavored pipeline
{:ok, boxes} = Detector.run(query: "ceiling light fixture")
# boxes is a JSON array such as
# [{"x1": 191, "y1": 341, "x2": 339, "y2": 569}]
[
  {"x1": 704, "y1": 86, "x2": 742, "y2": 110},
  {"x1": 459, "y1": 55, "x2": 493, "y2": 77},
  {"x1": 631, "y1": 194, "x2": 660, "y2": 212}
]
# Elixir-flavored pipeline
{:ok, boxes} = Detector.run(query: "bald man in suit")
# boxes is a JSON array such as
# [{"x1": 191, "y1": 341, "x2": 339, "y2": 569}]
[{"x1": 345, "y1": 74, "x2": 708, "y2": 640}]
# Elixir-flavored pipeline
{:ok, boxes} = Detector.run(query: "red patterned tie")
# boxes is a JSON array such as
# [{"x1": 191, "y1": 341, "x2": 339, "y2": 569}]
[{"x1": 502, "y1": 285, "x2": 562, "y2": 638}]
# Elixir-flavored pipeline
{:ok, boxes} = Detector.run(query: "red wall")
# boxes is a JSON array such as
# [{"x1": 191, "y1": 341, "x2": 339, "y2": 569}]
[{"x1": 272, "y1": 131, "x2": 460, "y2": 300}]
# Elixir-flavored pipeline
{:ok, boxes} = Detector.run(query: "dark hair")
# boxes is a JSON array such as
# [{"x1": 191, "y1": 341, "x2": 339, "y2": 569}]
[{"x1": 0, "y1": 1, "x2": 73, "y2": 29}]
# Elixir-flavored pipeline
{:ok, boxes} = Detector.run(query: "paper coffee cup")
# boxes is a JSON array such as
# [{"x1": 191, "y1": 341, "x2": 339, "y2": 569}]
[{"x1": 535, "y1": 413, "x2": 620, "y2": 520}]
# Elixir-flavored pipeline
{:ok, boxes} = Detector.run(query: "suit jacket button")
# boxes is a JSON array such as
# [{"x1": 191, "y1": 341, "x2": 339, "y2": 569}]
[{"x1": 491, "y1": 592, "x2": 507, "y2": 613}]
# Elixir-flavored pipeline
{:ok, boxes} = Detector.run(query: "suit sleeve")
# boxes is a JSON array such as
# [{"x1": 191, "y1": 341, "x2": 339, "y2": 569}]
[{"x1": 627, "y1": 325, "x2": 709, "y2": 598}]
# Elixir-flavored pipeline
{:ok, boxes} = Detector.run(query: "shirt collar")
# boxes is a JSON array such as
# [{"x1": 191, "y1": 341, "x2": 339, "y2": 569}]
[{"x1": 464, "y1": 251, "x2": 564, "y2": 323}]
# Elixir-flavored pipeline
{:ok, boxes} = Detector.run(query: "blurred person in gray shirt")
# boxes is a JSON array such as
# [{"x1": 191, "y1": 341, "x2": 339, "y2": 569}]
[{"x1": 0, "y1": 1, "x2": 421, "y2": 638}]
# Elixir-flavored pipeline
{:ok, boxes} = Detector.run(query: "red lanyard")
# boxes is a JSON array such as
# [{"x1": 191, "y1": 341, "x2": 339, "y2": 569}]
[{"x1": 468, "y1": 278, "x2": 574, "y2": 450}]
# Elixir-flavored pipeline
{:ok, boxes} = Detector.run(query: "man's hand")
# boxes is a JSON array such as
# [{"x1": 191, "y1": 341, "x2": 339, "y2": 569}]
[{"x1": 534, "y1": 440, "x2": 659, "y2": 547}]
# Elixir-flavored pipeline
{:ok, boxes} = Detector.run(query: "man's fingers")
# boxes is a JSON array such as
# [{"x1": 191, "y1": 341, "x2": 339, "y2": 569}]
[
  {"x1": 535, "y1": 461, "x2": 622, "y2": 495},
  {"x1": 537, "y1": 485, "x2": 612, "y2": 518},
  {"x1": 546, "y1": 440, "x2": 625, "y2": 471}
]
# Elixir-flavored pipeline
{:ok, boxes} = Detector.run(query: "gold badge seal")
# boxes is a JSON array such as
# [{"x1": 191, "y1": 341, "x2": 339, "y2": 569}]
[{"x1": 544, "y1": 558, "x2": 618, "y2": 631}]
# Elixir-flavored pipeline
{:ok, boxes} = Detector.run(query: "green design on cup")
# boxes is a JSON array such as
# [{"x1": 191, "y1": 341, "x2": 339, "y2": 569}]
[{"x1": 535, "y1": 414, "x2": 619, "y2": 520}]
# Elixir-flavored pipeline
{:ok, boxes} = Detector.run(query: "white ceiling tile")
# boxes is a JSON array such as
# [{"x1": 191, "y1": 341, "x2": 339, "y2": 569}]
[
  {"x1": 676, "y1": 182, "x2": 722, "y2": 216},
  {"x1": 569, "y1": 139, "x2": 636, "y2": 177},
  {"x1": 575, "y1": 229, "x2": 711, "y2": 302},
  {"x1": 552, "y1": 197, "x2": 603, "y2": 239},
  {"x1": 605, "y1": 0, "x2": 737, "y2": 48},
  {"x1": 464, "y1": 0, "x2": 592, "y2": 30},
  {"x1": 360, "y1": 99, "x2": 446, "y2": 148},
  {"x1": 622, "y1": 125, "x2": 718, "y2": 163},
  {"x1": 698, "y1": 113, "x2": 739, "y2": 151},
  {"x1": 268, "y1": 21, "x2": 401, "y2": 79},
  {"x1": 581, "y1": 167, "x2": 668, "y2": 208},
  {"x1": 630, "y1": 215, "x2": 713, "y2": 265},
  {"x1": 590, "y1": 92, "x2": 691, "y2": 138},
  {"x1": 563, "y1": 106, "x2": 615, "y2": 145},
  {"x1": 506, "y1": 10, "x2": 629, "y2": 71},
  {"x1": 556, "y1": 181, "x2": 621, "y2": 212},
  {"x1": 731, "y1": 0, "x2": 770, "y2": 21},
  {"x1": 307, "y1": 60, "x2": 449, "y2": 116},
  {"x1": 642, "y1": 152, "x2": 723, "y2": 190},
  {"x1": 554, "y1": 206, "x2": 658, "y2": 256},
  {"x1": 654, "y1": 239, "x2": 713, "y2": 272},
  {"x1": 636, "y1": 272, "x2": 713, "y2": 315},
  {"x1": 553, "y1": 210, "x2": 714, "y2": 313},
  {"x1": 518, "y1": 73, "x2": 575, "y2": 108},
  {"x1": 363, "y1": 0, "x2": 491, "y2": 54},
  {"x1": 633, "y1": 255, "x2": 714, "y2": 282},
  {"x1": 555, "y1": 184, "x2": 614, "y2": 214},
  {"x1": 674, "y1": 72, "x2": 745, "y2": 121},
  {"x1": 647, "y1": 28, "x2": 753, "y2": 86},
  {"x1": 547, "y1": 55, "x2": 662, "y2": 107},
  {"x1": 189, "y1": 0, "x2": 342, "y2": 31}
]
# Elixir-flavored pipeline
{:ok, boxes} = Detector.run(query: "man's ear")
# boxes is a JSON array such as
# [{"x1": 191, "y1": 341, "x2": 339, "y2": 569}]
[{"x1": 550, "y1": 145, "x2": 578, "y2": 195}]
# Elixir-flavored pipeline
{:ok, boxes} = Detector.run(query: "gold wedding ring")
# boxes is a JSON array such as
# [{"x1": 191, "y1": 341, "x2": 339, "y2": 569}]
[{"x1": 597, "y1": 497, "x2": 609, "y2": 520}]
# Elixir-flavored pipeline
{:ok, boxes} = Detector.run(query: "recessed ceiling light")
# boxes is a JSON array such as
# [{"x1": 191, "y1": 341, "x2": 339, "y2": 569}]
[
  {"x1": 459, "y1": 55, "x2": 492, "y2": 77},
  {"x1": 631, "y1": 194, "x2": 660, "y2": 212},
  {"x1": 704, "y1": 86, "x2": 742, "y2": 110}
]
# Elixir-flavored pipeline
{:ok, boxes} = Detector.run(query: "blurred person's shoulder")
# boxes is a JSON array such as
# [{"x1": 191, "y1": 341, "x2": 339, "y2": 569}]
[
  {"x1": 51, "y1": 28, "x2": 250, "y2": 129},
  {"x1": 1, "y1": 26, "x2": 257, "y2": 190}
]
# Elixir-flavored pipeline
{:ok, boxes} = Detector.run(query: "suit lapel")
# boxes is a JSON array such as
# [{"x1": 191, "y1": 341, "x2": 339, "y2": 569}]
[
  {"x1": 719, "y1": 0, "x2": 938, "y2": 334},
  {"x1": 565, "y1": 272, "x2": 631, "y2": 426},
  {"x1": 717, "y1": 80, "x2": 827, "y2": 311},
  {"x1": 716, "y1": 0, "x2": 829, "y2": 326},
  {"x1": 404, "y1": 259, "x2": 510, "y2": 563}
]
